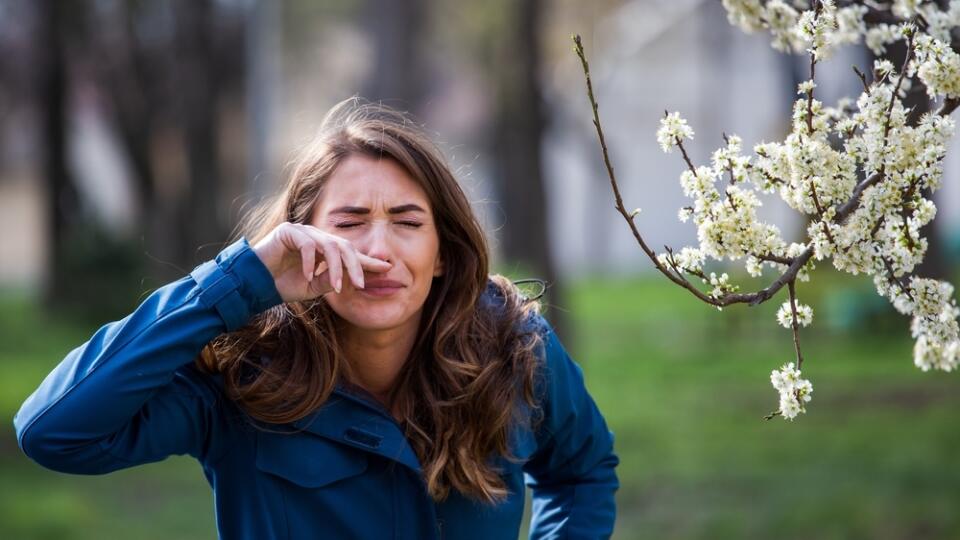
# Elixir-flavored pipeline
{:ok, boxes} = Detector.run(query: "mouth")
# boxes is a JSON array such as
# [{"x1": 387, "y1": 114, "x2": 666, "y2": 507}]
[{"x1": 359, "y1": 279, "x2": 405, "y2": 297}]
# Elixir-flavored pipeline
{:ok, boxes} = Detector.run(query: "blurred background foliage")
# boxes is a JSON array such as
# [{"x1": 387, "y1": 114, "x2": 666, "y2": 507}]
[{"x1": 1, "y1": 0, "x2": 959, "y2": 538}]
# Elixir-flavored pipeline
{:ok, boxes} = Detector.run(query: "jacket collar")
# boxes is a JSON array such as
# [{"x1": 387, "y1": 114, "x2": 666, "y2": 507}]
[{"x1": 288, "y1": 381, "x2": 423, "y2": 474}]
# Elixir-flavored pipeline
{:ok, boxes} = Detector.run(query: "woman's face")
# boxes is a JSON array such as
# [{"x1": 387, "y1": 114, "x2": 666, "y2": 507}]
[{"x1": 310, "y1": 153, "x2": 443, "y2": 333}]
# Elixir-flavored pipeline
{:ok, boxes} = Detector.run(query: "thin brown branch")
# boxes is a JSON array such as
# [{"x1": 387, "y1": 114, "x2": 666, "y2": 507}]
[
  {"x1": 758, "y1": 253, "x2": 795, "y2": 265},
  {"x1": 883, "y1": 32, "x2": 915, "y2": 143},
  {"x1": 745, "y1": 162, "x2": 786, "y2": 187},
  {"x1": 787, "y1": 280, "x2": 805, "y2": 371},
  {"x1": 806, "y1": 57, "x2": 817, "y2": 132},
  {"x1": 720, "y1": 133, "x2": 740, "y2": 211},
  {"x1": 852, "y1": 65, "x2": 870, "y2": 94},
  {"x1": 900, "y1": 211, "x2": 917, "y2": 251},
  {"x1": 834, "y1": 171, "x2": 884, "y2": 224},
  {"x1": 675, "y1": 131, "x2": 698, "y2": 176},
  {"x1": 835, "y1": 27, "x2": 916, "y2": 230},
  {"x1": 809, "y1": 181, "x2": 838, "y2": 246},
  {"x1": 804, "y1": 1, "x2": 823, "y2": 135},
  {"x1": 938, "y1": 97, "x2": 960, "y2": 117},
  {"x1": 722, "y1": 133, "x2": 738, "y2": 186},
  {"x1": 661, "y1": 248, "x2": 686, "y2": 281},
  {"x1": 574, "y1": 34, "x2": 814, "y2": 309},
  {"x1": 881, "y1": 255, "x2": 913, "y2": 300},
  {"x1": 869, "y1": 214, "x2": 886, "y2": 238},
  {"x1": 573, "y1": 35, "x2": 720, "y2": 304}
]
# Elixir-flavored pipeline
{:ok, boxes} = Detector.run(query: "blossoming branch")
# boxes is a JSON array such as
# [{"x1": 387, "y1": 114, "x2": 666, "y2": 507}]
[{"x1": 573, "y1": 0, "x2": 960, "y2": 421}]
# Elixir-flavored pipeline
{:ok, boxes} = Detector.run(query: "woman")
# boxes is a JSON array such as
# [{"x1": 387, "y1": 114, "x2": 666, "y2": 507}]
[{"x1": 14, "y1": 98, "x2": 619, "y2": 539}]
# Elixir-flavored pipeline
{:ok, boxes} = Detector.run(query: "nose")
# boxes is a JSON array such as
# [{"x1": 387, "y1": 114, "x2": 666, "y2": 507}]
[{"x1": 358, "y1": 222, "x2": 394, "y2": 266}]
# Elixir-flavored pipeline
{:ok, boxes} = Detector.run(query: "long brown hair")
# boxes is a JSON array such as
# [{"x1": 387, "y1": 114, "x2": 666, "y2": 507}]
[{"x1": 198, "y1": 98, "x2": 545, "y2": 504}]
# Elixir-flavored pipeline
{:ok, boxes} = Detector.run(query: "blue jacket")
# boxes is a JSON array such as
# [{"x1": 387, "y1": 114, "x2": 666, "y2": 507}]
[{"x1": 13, "y1": 237, "x2": 619, "y2": 539}]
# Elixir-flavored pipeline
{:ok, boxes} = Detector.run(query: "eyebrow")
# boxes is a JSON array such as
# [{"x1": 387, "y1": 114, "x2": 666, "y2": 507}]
[{"x1": 329, "y1": 204, "x2": 427, "y2": 215}]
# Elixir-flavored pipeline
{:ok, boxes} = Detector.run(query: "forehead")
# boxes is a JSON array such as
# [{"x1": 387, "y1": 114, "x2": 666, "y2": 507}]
[{"x1": 317, "y1": 154, "x2": 431, "y2": 211}]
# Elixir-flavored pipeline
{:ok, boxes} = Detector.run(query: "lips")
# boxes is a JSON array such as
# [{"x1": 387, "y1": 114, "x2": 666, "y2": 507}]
[{"x1": 360, "y1": 278, "x2": 405, "y2": 297}]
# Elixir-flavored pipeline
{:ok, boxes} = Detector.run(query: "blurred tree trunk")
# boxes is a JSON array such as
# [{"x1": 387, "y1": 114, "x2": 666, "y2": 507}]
[
  {"x1": 490, "y1": 0, "x2": 568, "y2": 339},
  {"x1": 36, "y1": 0, "x2": 80, "y2": 307},
  {"x1": 80, "y1": 0, "x2": 244, "y2": 284},
  {"x1": 173, "y1": 0, "x2": 227, "y2": 268},
  {"x1": 245, "y1": 0, "x2": 281, "y2": 199},
  {"x1": 85, "y1": 2, "x2": 171, "y2": 284},
  {"x1": 362, "y1": 0, "x2": 426, "y2": 113}
]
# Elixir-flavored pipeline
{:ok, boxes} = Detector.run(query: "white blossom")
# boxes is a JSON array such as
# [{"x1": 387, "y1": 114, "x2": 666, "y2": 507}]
[
  {"x1": 770, "y1": 362, "x2": 813, "y2": 420},
  {"x1": 797, "y1": 80, "x2": 817, "y2": 95},
  {"x1": 865, "y1": 23, "x2": 899, "y2": 55},
  {"x1": 707, "y1": 271, "x2": 739, "y2": 298},
  {"x1": 910, "y1": 278, "x2": 955, "y2": 318},
  {"x1": 722, "y1": 0, "x2": 766, "y2": 33},
  {"x1": 745, "y1": 255, "x2": 764, "y2": 277},
  {"x1": 646, "y1": 0, "x2": 960, "y2": 420},
  {"x1": 776, "y1": 300, "x2": 813, "y2": 328},
  {"x1": 676, "y1": 247, "x2": 706, "y2": 274},
  {"x1": 914, "y1": 336, "x2": 960, "y2": 372},
  {"x1": 764, "y1": 1, "x2": 804, "y2": 52},
  {"x1": 833, "y1": 5, "x2": 868, "y2": 47},
  {"x1": 873, "y1": 59, "x2": 896, "y2": 78},
  {"x1": 797, "y1": 1, "x2": 838, "y2": 59},
  {"x1": 913, "y1": 34, "x2": 960, "y2": 99},
  {"x1": 918, "y1": 1, "x2": 960, "y2": 43},
  {"x1": 657, "y1": 112, "x2": 695, "y2": 153},
  {"x1": 892, "y1": 0, "x2": 922, "y2": 19}
]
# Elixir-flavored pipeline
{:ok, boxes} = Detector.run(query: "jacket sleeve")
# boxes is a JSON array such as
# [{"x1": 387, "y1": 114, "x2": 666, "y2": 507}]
[
  {"x1": 12, "y1": 237, "x2": 283, "y2": 474},
  {"x1": 522, "y1": 315, "x2": 620, "y2": 540}
]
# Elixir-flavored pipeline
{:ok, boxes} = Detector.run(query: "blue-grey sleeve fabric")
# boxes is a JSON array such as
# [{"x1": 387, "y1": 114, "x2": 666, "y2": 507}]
[
  {"x1": 523, "y1": 315, "x2": 620, "y2": 540},
  {"x1": 13, "y1": 237, "x2": 283, "y2": 473}
]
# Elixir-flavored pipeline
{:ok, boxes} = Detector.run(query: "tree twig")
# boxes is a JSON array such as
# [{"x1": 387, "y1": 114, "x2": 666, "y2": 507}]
[
  {"x1": 573, "y1": 34, "x2": 820, "y2": 309},
  {"x1": 852, "y1": 65, "x2": 870, "y2": 94},
  {"x1": 805, "y1": 1, "x2": 822, "y2": 135},
  {"x1": 938, "y1": 97, "x2": 960, "y2": 117},
  {"x1": 788, "y1": 280, "x2": 805, "y2": 371},
  {"x1": 573, "y1": 35, "x2": 721, "y2": 304}
]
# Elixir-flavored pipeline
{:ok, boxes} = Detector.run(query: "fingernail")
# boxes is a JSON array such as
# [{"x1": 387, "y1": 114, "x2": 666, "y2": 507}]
[{"x1": 336, "y1": 278, "x2": 342, "y2": 293}]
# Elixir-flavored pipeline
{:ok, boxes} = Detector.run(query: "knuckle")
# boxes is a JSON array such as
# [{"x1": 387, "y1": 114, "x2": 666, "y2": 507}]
[{"x1": 333, "y1": 237, "x2": 352, "y2": 251}]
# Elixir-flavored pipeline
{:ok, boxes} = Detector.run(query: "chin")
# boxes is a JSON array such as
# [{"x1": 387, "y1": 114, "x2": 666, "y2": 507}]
[
  {"x1": 330, "y1": 297, "x2": 423, "y2": 332},
  {"x1": 342, "y1": 312, "x2": 410, "y2": 331}
]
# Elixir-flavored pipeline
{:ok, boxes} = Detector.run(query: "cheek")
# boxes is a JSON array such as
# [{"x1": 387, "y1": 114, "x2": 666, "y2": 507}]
[{"x1": 414, "y1": 236, "x2": 441, "y2": 272}]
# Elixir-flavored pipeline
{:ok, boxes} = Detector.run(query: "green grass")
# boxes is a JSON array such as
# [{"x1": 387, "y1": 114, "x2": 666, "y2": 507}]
[
  {"x1": 2, "y1": 271, "x2": 959, "y2": 539},
  {"x1": 0, "y1": 292, "x2": 218, "y2": 540},
  {"x1": 567, "y1": 272, "x2": 960, "y2": 539}
]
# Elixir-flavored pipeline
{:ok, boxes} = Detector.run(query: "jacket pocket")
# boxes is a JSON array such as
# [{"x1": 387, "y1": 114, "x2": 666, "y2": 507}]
[{"x1": 255, "y1": 431, "x2": 369, "y2": 488}]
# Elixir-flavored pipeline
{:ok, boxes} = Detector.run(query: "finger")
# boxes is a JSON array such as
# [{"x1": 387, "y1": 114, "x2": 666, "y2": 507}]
[
  {"x1": 335, "y1": 240, "x2": 366, "y2": 289},
  {"x1": 300, "y1": 241, "x2": 316, "y2": 283},
  {"x1": 298, "y1": 227, "x2": 365, "y2": 290},
  {"x1": 357, "y1": 252, "x2": 393, "y2": 272},
  {"x1": 284, "y1": 225, "x2": 317, "y2": 283},
  {"x1": 319, "y1": 239, "x2": 343, "y2": 293}
]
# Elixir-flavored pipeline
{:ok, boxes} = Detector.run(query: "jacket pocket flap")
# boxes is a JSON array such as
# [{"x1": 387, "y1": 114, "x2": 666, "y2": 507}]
[{"x1": 256, "y1": 431, "x2": 369, "y2": 488}]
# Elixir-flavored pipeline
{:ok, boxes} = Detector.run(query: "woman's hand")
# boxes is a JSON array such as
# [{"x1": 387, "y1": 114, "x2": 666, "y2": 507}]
[{"x1": 251, "y1": 222, "x2": 393, "y2": 303}]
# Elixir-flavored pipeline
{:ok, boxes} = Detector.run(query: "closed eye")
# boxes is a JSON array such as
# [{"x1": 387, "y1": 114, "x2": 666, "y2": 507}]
[{"x1": 334, "y1": 221, "x2": 422, "y2": 229}]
